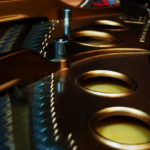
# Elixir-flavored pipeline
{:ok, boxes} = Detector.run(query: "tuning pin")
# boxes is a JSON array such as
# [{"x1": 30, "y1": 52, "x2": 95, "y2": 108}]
[
  {"x1": 64, "y1": 8, "x2": 72, "y2": 37},
  {"x1": 54, "y1": 38, "x2": 68, "y2": 60}
]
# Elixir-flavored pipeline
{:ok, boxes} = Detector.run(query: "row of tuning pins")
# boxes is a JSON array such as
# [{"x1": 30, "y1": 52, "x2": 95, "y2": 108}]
[
  {"x1": 0, "y1": 9, "x2": 70, "y2": 60},
  {"x1": 23, "y1": 21, "x2": 55, "y2": 54}
]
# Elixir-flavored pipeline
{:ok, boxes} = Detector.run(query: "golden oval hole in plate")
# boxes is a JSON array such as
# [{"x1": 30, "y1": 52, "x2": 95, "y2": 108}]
[
  {"x1": 77, "y1": 70, "x2": 136, "y2": 97},
  {"x1": 94, "y1": 20, "x2": 125, "y2": 31},
  {"x1": 83, "y1": 77, "x2": 130, "y2": 94},
  {"x1": 70, "y1": 30, "x2": 119, "y2": 48},
  {"x1": 89, "y1": 107, "x2": 150, "y2": 149},
  {"x1": 95, "y1": 116, "x2": 150, "y2": 144}
]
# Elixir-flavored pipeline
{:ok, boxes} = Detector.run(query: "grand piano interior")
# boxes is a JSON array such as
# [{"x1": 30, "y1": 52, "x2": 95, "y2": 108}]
[{"x1": 1, "y1": 0, "x2": 150, "y2": 150}]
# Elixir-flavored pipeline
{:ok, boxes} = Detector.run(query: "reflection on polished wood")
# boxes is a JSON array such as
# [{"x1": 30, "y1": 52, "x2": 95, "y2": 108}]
[
  {"x1": 61, "y1": 0, "x2": 83, "y2": 6},
  {"x1": 0, "y1": 0, "x2": 121, "y2": 22}
]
